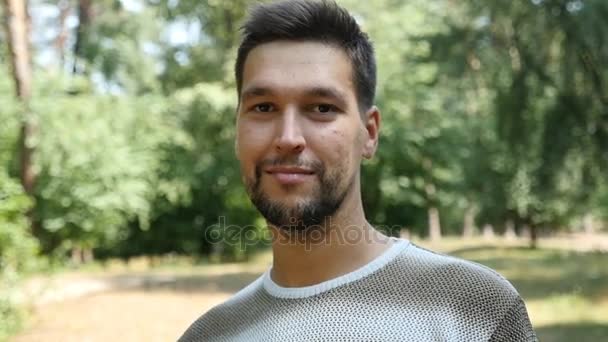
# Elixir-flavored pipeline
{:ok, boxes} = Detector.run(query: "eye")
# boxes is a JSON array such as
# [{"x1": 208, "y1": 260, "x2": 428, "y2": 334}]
[
  {"x1": 252, "y1": 103, "x2": 275, "y2": 112},
  {"x1": 313, "y1": 104, "x2": 338, "y2": 114}
]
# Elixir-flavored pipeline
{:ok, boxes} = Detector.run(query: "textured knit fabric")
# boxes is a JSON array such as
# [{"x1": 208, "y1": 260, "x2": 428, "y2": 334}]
[{"x1": 179, "y1": 237, "x2": 537, "y2": 341}]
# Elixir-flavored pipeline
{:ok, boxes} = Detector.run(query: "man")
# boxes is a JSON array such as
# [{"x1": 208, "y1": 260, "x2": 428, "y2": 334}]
[{"x1": 180, "y1": 0, "x2": 537, "y2": 341}]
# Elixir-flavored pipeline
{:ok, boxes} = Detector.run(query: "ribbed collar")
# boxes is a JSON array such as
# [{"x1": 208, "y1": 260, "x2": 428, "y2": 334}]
[{"x1": 263, "y1": 237, "x2": 410, "y2": 299}]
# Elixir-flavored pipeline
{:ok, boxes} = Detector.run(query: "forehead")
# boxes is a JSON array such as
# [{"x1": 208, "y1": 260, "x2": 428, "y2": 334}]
[{"x1": 241, "y1": 40, "x2": 355, "y2": 99}]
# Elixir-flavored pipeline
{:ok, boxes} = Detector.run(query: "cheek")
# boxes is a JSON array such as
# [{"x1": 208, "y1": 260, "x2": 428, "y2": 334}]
[
  {"x1": 237, "y1": 123, "x2": 272, "y2": 160},
  {"x1": 319, "y1": 128, "x2": 359, "y2": 171},
  {"x1": 236, "y1": 127, "x2": 264, "y2": 177}
]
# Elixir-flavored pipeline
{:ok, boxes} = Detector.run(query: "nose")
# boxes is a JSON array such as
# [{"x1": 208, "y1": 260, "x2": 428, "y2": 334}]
[{"x1": 274, "y1": 107, "x2": 306, "y2": 155}]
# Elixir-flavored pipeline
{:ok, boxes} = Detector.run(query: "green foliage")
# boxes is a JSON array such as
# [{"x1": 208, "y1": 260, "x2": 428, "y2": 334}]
[
  {"x1": 1, "y1": 0, "x2": 607, "y2": 271},
  {"x1": 0, "y1": 171, "x2": 37, "y2": 340},
  {"x1": 343, "y1": 0, "x2": 476, "y2": 236},
  {"x1": 75, "y1": 1, "x2": 162, "y2": 94},
  {"x1": 2, "y1": 1, "x2": 607, "y2": 338},
  {"x1": 410, "y1": 0, "x2": 608, "y2": 232},
  {"x1": 0, "y1": 66, "x2": 19, "y2": 171},
  {"x1": 111, "y1": 83, "x2": 262, "y2": 260},
  {"x1": 31, "y1": 75, "x2": 177, "y2": 254},
  {"x1": 151, "y1": 0, "x2": 252, "y2": 91}
]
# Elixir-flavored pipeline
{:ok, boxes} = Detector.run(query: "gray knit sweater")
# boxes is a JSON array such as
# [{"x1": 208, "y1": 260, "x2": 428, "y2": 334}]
[{"x1": 179, "y1": 237, "x2": 537, "y2": 341}]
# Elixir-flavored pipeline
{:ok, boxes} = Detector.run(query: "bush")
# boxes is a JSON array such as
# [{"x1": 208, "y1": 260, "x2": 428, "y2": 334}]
[{"x1": 0, "y1": 171, "x2": 37, "y2": 340}]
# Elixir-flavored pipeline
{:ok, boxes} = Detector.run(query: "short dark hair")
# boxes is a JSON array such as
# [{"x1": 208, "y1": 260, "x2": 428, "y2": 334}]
[{"x1": 235, "y1": 0, "x2": 377, "y2": 112}]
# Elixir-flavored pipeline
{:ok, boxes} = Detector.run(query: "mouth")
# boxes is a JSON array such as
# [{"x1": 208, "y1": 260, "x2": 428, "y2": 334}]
[{"x1": 265, "y1": 166, "x2": 315, "y2": 185}]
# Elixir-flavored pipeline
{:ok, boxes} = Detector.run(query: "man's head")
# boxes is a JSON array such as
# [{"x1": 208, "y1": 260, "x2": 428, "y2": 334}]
[
  {"x1": 235, "y1": 0, "x2": 380, "y2": 233},
  {"x1": 235, "y1": 0, "x2": 377, "y2": 112}
]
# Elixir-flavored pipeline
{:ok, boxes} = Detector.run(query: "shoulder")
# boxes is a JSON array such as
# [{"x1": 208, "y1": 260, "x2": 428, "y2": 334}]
[
  {"x1": 397, "y1": 242, "x2": 519, "y2": 296},
  {"x1": 178, "y1": 274, "x2": 265, "y2": 342},
  {"x1": 376, "y1": 242, "x2": 534, "y2": 339},
  {"x1": 387, "y1": 242, "x2": 524, "y2": 319}
]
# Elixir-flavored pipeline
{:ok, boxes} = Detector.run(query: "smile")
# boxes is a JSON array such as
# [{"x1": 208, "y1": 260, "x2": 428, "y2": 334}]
[{"x1": 265, "y1": 166, "x2": 315, "y2": 185}]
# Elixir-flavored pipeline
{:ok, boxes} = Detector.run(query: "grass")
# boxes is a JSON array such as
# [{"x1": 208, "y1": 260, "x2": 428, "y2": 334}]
[
  {"x1": 11, "y1": 235, "x2": 608, "y2": 342},
  {"x1": 415, "y1": 237, "x2": 608, "y2": 342}
]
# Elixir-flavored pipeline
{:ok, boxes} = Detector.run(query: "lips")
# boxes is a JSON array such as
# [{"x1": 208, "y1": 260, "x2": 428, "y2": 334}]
[
  {"x1": 265, "y1": 166, "x2": 315, "y2": 185},
  {"x1": 265, "y1": 166, "x2": 315, "y2": 174}
]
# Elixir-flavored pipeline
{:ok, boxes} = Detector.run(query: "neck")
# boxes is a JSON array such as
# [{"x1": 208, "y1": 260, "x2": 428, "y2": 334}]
[{"x1": 268, "y1": 185, "x2": 393, "y2": 288}]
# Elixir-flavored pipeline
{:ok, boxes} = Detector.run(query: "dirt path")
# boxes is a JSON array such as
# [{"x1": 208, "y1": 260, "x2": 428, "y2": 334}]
[
  {"x1": 12, "y1": 290, "x2": 233, "y2": 342},
  {"x1": 11, "y1": 262, "x2": 269, "y2": 342},
  {"x1": 10, "y1": 234, "x2": 607, "y2": 341}
]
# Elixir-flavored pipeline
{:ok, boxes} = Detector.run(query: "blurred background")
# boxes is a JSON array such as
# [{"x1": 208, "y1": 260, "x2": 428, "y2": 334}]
[{"x1": 1, "y1": 0, "x2": 607, "y2": 341}]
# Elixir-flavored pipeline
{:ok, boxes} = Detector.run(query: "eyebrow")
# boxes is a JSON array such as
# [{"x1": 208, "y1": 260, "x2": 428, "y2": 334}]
[
  {"x1": 305, "y1": 86, "x2": 348, "y2": 108},
  {"x1": 241, "y1": 86, "x2": 274, "y2": 101},
  {"x1": 241, "y1": 85, "x2": 349, "y2": 109}
]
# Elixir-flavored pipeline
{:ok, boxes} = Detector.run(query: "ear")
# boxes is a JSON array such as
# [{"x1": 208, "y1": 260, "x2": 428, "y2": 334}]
[{"x1": 361, "y1": 106, "x2": 380, "y2": 159}]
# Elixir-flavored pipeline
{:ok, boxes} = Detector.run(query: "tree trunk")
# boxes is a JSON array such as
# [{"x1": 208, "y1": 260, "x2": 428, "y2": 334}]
[
  {"x1": 428, "y1": 206, "x2": 441, "y2": 241},
  {"x1": 583, "y1": 213, "x2": 595, "y2": 235},
  {"x1": 520, "y1": 224, "x2": 531, "y2": 240},
  {"x1": 504, "y1": 219, "x2": 517, "y2": 240},
  {"x1": 71, "y1": 246, "x2": 82, "y2": 265},
  {"x1": 462, "y1": 205, "x2": 476, "y2": 238},
  {"x1": 529, "y1": 225, "x2": 538, "y2": 249},
  {"x1": 482, "y1": 224, "x2": 495, "y2": 240},
  {"x1": 2, "y1": 0, "x2": 37, "y2": 234},
  {"x1": 424, "y1": 180, "x2": 441, "y2": 241},
  {"x1": 83, "y1": 247, "x2": 94, "y2": 263},
  {"x1": 72, "y1": 0, "x2": 92, "y2": 74},
  {"x1": 54, "y1": 0, "x2": 70, "y2": 67}
]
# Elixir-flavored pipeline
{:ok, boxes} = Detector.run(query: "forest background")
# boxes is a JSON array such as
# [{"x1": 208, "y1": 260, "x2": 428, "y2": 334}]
[{"x1": 1, "y1": 0, "x2": 607, "y2": 340}]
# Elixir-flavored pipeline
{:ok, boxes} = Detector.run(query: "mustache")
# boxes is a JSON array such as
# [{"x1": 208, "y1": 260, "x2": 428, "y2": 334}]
[
  {"x1": 255, "y1": 157, "x2": 324, "y2": 177},
  {"x1": 261, "y1": 157, "x2": 323, "y2": 170}
]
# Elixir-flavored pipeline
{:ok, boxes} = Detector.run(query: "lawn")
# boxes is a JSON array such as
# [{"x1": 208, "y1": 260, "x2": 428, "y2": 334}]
[
  {"x1": 10, "y1": 236, "x2": 608, "y2": 342},
  {"x1": 419, "y1": 237, "x2": 608, "y2": 342}
]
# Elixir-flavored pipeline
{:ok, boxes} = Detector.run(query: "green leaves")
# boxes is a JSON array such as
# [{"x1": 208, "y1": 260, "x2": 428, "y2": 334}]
[
  {"x1": 2, "y1": 0, "x2": 607, "y2": 264},
  {"x1": 27, "y1": 73, "x2": 176, "y2": 252},
  {"x1": 423, "y1": 0, "x2": 608, "y2": 232},
  {"x1": 0, "y1": 170, "x2": 37, "y2": 340}
]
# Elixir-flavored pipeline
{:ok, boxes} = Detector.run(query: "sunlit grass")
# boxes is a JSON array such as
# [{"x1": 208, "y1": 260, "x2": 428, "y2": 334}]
[
  {"x1": 24, "y1": 236, "x2": 607, "y2": 342},
  {"x1": 413, "y1": 237, "x2": 608, "y2": 342}
]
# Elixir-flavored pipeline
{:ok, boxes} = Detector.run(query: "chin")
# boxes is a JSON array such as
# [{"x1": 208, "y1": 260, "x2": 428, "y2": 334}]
[{"x1": 269, "y1": 195, "x2": 313, "y2": 209}]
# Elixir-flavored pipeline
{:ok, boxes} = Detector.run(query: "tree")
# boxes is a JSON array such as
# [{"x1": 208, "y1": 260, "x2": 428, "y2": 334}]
[
  {"x1": 153, "y1": 0, "x2": 252, "y2": 92},
  {"x1": 0, "y1": 170, "x2": 36, "y2": 340},
  {"x1": 422, "y1": 0, "x2": 608, "y2": 246},
  {"x1": 341, "y1": 0, "x2": 473, "y2": 240},
  {"x1": 2, "y1": 0, "x2": 37, "y2": 235},
  {"x1": 72, "y1": 0, "x2": 92, "y2": 73}
]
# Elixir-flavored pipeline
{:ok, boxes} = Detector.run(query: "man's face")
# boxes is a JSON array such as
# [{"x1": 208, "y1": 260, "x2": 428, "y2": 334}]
[{"x1": 236, "y1": 40, "x2": 377, "y2": 232}]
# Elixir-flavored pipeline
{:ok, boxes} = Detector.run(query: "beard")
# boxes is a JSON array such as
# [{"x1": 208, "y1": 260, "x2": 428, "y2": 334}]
[{"x1": 244, "y1": 156, "x2": 352, "y2": 235}]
